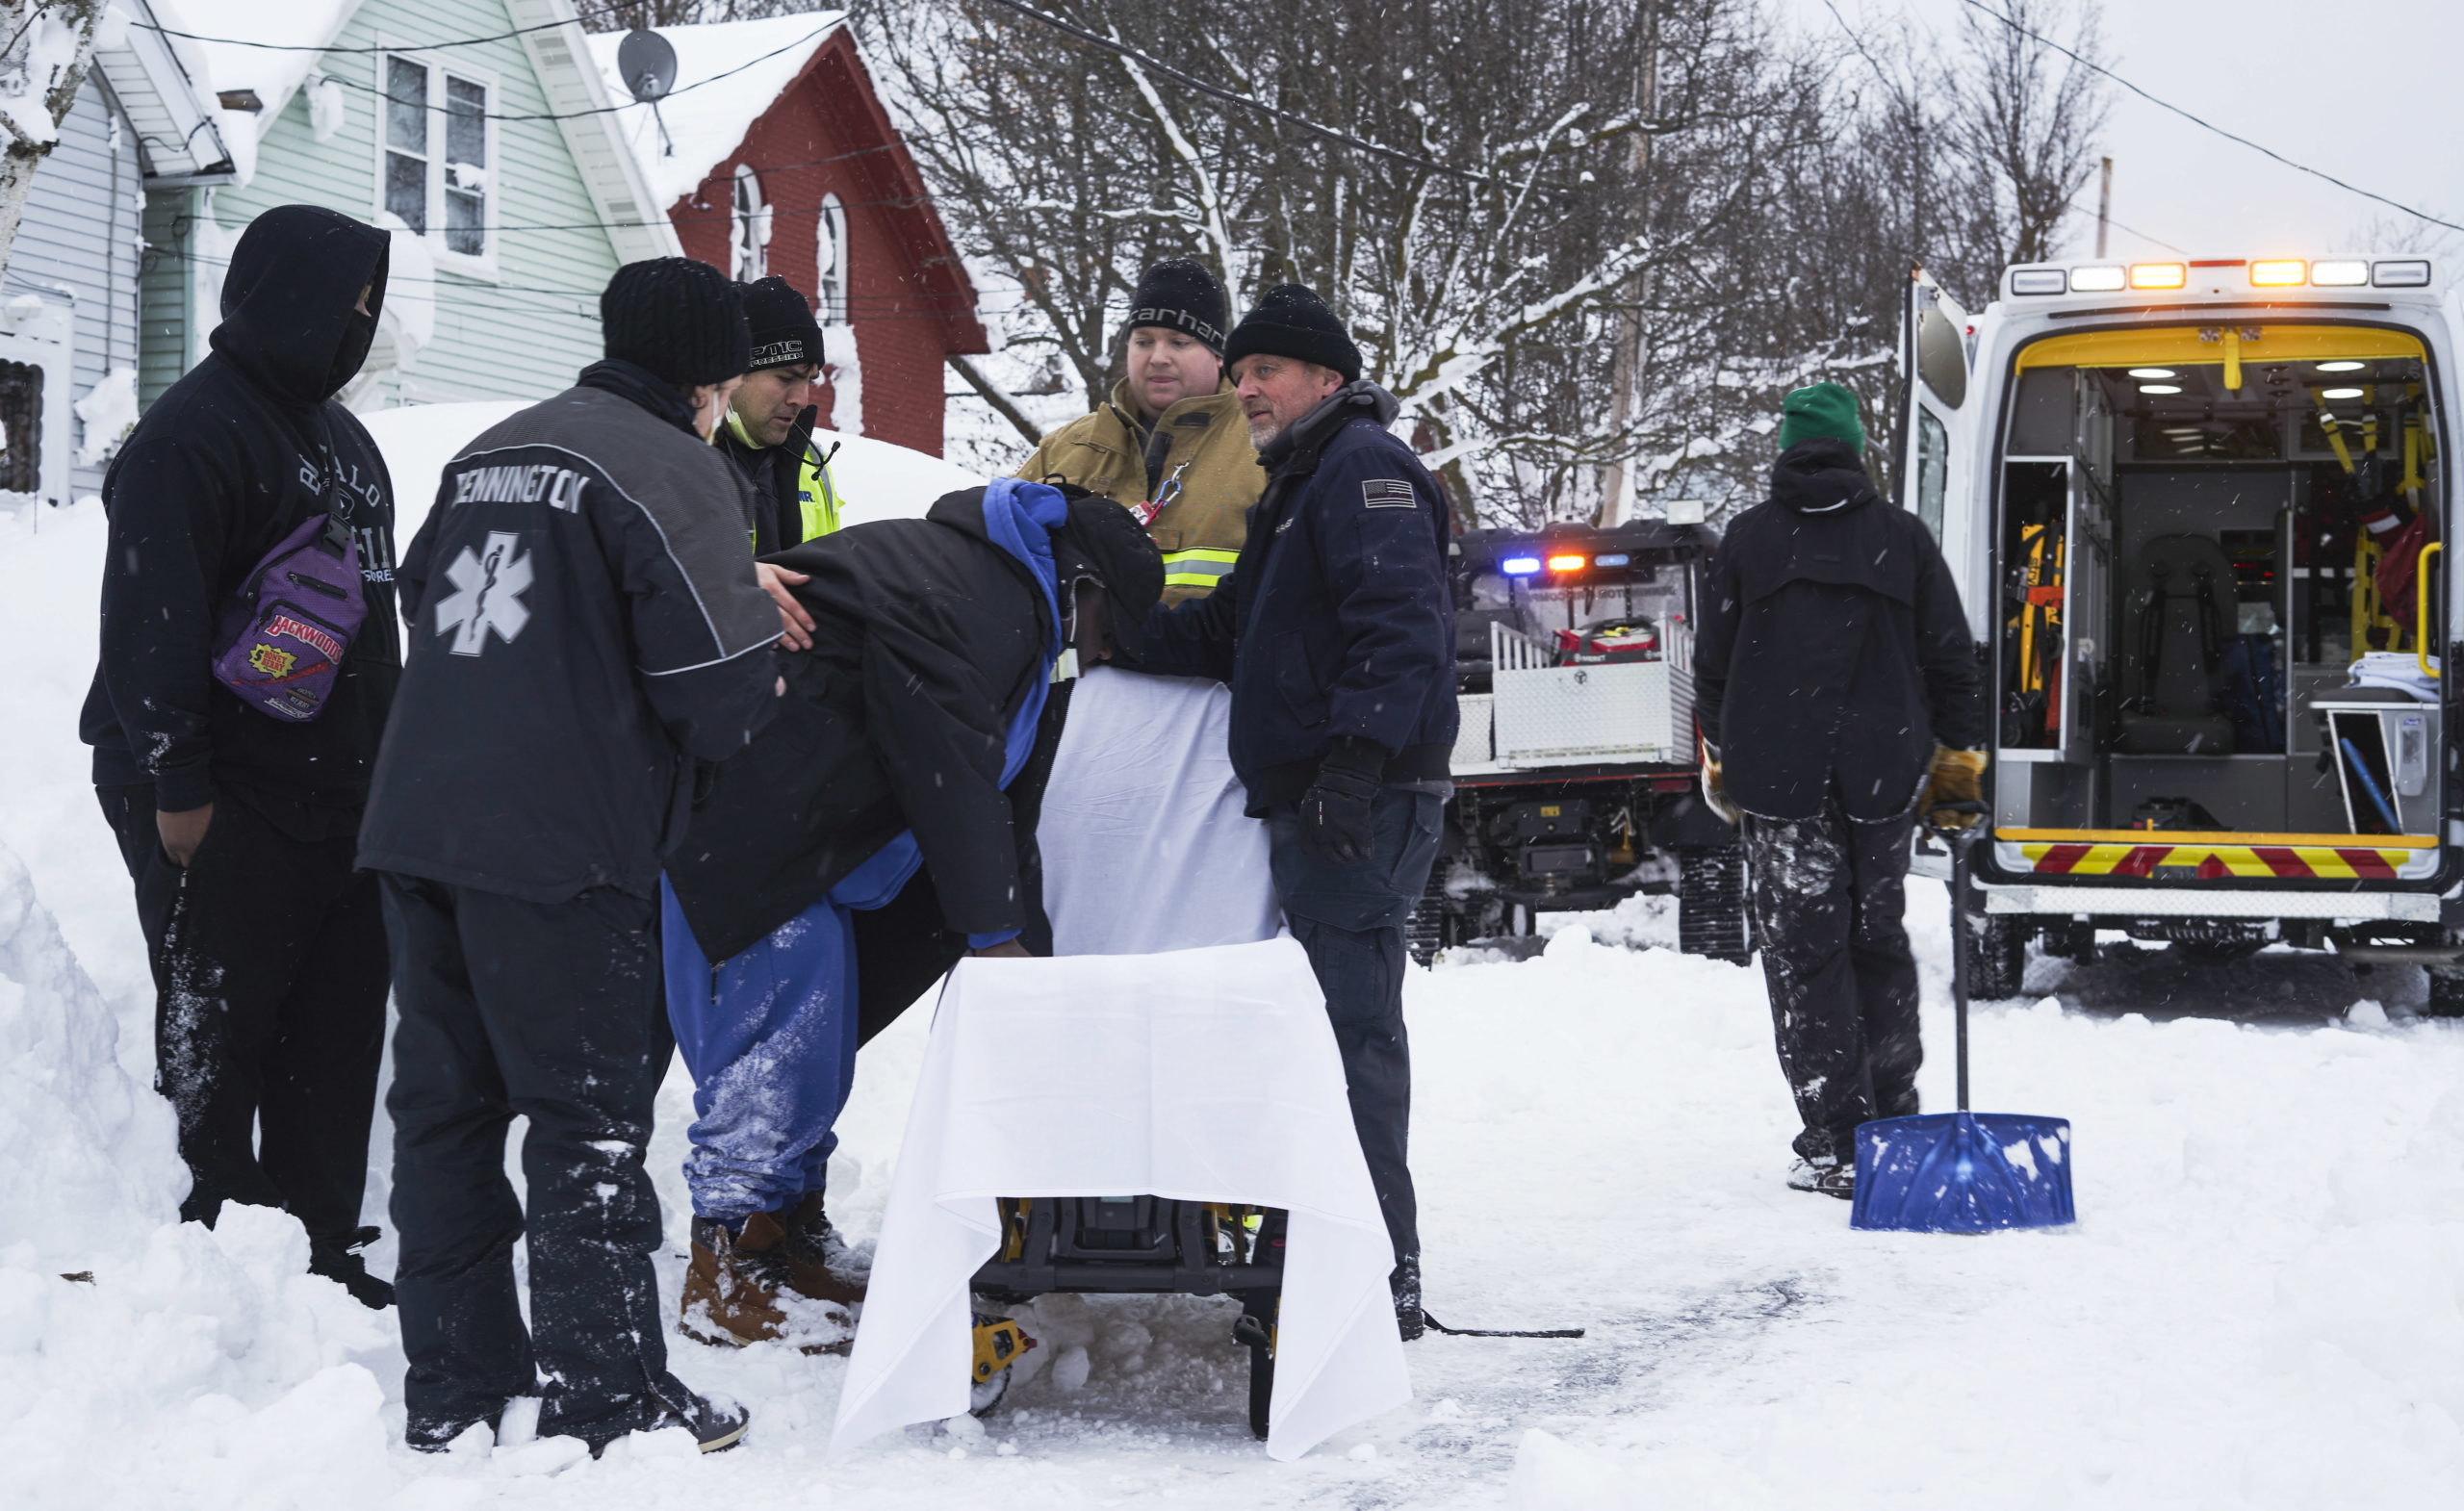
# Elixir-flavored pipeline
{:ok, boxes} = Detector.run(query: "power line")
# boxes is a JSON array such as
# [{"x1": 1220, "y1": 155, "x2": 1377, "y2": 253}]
[
  {"x1": 338, "y1": 17, "x2": 834, "y2": 122},
  {"x1": 134, "y1": 4, "x2": 636, "y2": 54},
  {"x1": 971, "y1": 0, "x2": 1490, "y2": 183},
  {"x1": 1959, "y1": 0, "x2": 2464, "y2": 238}
]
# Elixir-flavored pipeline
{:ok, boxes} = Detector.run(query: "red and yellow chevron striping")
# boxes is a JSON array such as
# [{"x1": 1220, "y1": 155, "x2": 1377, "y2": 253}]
[{"x1": 1997, "y1": 829, "x2": 2434, "y2": 881}]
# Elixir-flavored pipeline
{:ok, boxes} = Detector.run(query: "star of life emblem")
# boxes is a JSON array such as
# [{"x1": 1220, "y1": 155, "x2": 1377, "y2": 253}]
[{"x1": 433, "y1": 530, "x2": 533, "y2": 656}]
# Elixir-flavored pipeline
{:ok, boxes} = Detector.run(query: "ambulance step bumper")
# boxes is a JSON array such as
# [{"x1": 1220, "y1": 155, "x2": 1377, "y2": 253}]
[{"x1": 1981, "y1": 885, "x2": 2440, "y2": 922}]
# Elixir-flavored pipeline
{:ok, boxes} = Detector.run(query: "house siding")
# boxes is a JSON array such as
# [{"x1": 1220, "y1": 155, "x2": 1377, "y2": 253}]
[
  {"x1": 664, "y1": 40, "x2": 969, "y2": 456},
  {"x1": 12, "y1": 79, "x2": 144, "y2": 499},
  {"x1": 139, "y1": 0, "x2": 625, "y2": 413}
]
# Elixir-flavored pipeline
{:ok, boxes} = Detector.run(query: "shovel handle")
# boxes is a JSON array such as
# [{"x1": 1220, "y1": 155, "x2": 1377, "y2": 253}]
[{"x1": 1943, "y1": 820, "x2": 1986, "y2": 1113}]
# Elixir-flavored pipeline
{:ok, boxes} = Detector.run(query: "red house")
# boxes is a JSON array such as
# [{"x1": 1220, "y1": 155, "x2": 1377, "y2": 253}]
[{"x1": 590, "y1": 14, "x2": 987, "y2": 456}]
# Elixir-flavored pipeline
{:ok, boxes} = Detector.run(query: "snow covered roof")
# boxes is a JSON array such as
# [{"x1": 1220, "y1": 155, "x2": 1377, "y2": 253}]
[
  {"x1": 583, "y1": 13, "x2": 848, "y2": 209},
  {"x1": 168, "y1": 0, "x2": 357, "y2": 119}
]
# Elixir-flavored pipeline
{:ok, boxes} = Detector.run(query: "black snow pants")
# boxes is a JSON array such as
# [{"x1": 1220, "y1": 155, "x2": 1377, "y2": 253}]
[
  {"x1": 1743, "y1": 797, "x2": 1923, "y2": 1165},
  {"x1": 381, "y1": 874, "x2": 695, "y2": 1449},
  {"x1": 98, "y1": 785, "x2": 388, "y2": 1255},
  {"x1": 1266, "y1": 787, "x2": 1445, "y2": 1292}
]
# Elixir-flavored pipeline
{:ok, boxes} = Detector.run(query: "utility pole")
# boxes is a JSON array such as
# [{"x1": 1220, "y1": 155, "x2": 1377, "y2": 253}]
[
  {"x1": 1597, "y1": 2, "x2": 1659, "y2": 526},
  {"x1": 2095, "y1": 156, "x2": 2113, "y2": 259}
]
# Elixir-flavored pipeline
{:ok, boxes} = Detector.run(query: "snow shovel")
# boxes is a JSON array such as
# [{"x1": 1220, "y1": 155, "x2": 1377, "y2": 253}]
[{"x1": 1851, "y1": 813, "x2": 2074, "y2": 1233}]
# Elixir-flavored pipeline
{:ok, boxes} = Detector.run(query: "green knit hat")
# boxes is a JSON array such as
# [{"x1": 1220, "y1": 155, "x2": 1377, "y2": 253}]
[{"x1": 1778, "y1": 382, "x2": 1865, "y2": 451}]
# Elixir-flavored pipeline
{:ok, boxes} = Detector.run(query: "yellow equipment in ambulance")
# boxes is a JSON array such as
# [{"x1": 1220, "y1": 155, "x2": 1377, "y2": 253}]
[{"x1": 1904, "y1": 255, "x2": 2464, "y2": 1012}]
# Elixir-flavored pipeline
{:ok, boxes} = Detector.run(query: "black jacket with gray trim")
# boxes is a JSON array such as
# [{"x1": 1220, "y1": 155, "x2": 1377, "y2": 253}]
[{"x1": 359, "y1": 364, "x2": 782, "y2": 902}]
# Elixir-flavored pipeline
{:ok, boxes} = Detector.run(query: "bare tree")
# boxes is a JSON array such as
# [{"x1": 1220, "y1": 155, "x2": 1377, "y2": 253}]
[{"x1": 0, "y1": 1, "x2": 111, "y2": 277}]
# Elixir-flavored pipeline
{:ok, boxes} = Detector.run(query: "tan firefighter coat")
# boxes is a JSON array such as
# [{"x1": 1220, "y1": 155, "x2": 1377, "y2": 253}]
[{"x1": 1017, "y1": 379, "x2": 1260, "y2": 604}]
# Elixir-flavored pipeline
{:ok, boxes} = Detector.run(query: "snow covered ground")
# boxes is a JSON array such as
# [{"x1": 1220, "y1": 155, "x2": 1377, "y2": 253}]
[{"x1": 5, "y1": 497, "x2": 2461, "y2": 1507}]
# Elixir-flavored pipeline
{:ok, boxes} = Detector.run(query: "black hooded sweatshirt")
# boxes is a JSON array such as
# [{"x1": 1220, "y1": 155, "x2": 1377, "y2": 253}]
[
  {"x1": 1693, "y1": 438, "x2": 1986, "y2": 822},
  {"x1": 80, "y1": 205, "x2": 397, "y2": 823}
]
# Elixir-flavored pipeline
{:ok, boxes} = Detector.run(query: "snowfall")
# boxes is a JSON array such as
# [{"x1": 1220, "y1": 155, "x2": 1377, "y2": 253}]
[{"x1": 2, "y1": 425, "x2": 2460, "y2": 1509}]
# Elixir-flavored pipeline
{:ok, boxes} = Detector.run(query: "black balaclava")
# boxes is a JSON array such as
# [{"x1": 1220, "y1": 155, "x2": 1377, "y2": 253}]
[{"x1": 210, "y1": 205, "x2": 392, "y2": 407}]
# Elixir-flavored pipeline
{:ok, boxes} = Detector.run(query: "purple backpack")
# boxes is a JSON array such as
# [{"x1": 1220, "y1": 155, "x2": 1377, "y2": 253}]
[{"x1": 209, "y1": 506, "x2": 367, "y2": 723}]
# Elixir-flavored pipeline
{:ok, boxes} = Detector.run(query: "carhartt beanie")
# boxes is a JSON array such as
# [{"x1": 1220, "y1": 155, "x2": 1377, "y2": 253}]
[
  {"x1": 1123, "y1": 258, "x2": 1228, "y2": 353},
  {"x1": 739, "y1": 274, "x2": 826, "y2": 371},
  {"x1": 1777, "y1": 382, "x2": 1866, "y2": 451},
  {"x1": 601, "y1": 257, "x2": 749, "y2": 386},
  {"x1": 1223, "y1": 282, "x2": 1361, "y2": 384}
]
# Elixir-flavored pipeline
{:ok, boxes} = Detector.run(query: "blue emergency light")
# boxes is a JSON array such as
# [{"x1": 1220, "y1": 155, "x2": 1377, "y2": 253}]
[
  {"x1": 1594, "y1": 553, "x2": 1630, "y2": 567},
  {"x1": 1502, "y1": 556, "x2": 1541, "y2": 576}
]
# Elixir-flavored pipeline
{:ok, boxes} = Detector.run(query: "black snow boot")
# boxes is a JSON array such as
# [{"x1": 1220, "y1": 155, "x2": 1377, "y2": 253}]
[
  {"x1": 1786, "y1": 1156, "x2": 1857, "y2": 1200},
  {"x1": 310, "y1": 1225, "x2": 396, "y2": 1309},
  {"x1": 587, "y1": 1389, "x2": 751, "y2": 1457},
  {"x1": 1392, "y1": 1253, "x2": 1424, "y2": 1342}
]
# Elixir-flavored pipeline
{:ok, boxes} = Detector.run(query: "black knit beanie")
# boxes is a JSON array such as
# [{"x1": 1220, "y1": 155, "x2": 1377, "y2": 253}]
[
  {"x1": 601, "y1": 257, "x2": 749, "y2": 385},
  {"x1": 739, "y1": 274, "x2": 826, "y2": 371},
  {"x1": 1123, "y1": 258, "x2": 1228, "y2": 353},
  {"x1": 1053, "y1": 492, "x2": 1165, "y2": 661},
  {"x1": 1223, "y1": 283, "x2": 1361, "y2": 384}
]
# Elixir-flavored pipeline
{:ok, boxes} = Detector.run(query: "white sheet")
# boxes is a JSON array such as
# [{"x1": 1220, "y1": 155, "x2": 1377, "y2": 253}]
[
  {"x1": 831, "y1": 671, "x2": 1407, "y2": 1461},
  {"x1": 827, "y1": 939, "x2": 1410, "y2": 1461},
  {"x1": 1035, "y1": 668, "x2": 1283, "y2": 954}
]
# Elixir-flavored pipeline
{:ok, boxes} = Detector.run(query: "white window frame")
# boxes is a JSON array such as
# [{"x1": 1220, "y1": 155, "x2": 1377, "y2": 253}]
[
  {"x1": 815, "y1": 192, "x2": 848, "y2": 323},
  {"x1": 730, "y1": 163, "x2": 770, "y2": 280},
  {"x1": 372, "y1": 45, "x2": 501, "y2": 281}
]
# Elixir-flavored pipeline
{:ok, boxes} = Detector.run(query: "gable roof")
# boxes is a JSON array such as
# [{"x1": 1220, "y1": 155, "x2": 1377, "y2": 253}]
[
  {"x1": 157, "y1": 0, "x2": 677, "y2": 261},
  {"x1": 581, "y1": 13, "x2": 848, "y2": 210},
  {"x1": 95, "y1": 0, "x2": 236, "y2": 183},
  {"x1": 583, "y1": 16, "x2": 985, "y2": 355}
]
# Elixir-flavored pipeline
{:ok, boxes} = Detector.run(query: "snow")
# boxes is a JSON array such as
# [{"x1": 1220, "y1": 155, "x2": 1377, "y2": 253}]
[
  {"x1": 583, "y1": 13, "x2": 849, "y2": 211},
  {"x1": 170, "y1": 0, "x2": 354, "y2": 120},
  {"x1": 358, "y1": 398, "x2": 978, "y2": 542},
  {"x1": 4, "y1": 504, "x2": 2463, "y2": 1500},
  {"x1": 73, "y1": 367, "x2": 139, "y2": 467},
  {"x1": 0, "y1": 13, "x2": 84, "y2": 147}
]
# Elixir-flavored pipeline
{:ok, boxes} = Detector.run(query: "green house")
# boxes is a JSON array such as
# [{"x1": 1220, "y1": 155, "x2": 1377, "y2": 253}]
[{"x1": 141, "y1": 0, "x2": 678, "y2": 411}]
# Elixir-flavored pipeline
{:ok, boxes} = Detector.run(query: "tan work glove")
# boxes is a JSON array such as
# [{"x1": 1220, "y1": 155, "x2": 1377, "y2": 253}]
[
  {"x1": 1701, "y1": 740, "x2": 1741, "y2": 826},
  {"x1": 1921, "y1": 746, "x2": 1989, "y2": 831}
]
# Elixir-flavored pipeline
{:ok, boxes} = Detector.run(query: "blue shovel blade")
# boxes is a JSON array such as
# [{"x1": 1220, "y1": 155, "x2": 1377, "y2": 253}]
[{"x1": 1850, "y1": 1110, "x2": 2076, "y2": 1233}]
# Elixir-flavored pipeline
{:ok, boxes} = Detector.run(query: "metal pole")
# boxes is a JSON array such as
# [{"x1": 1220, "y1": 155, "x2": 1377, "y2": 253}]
[{"x1": 2096, "y1": 156, "x2": 2113, "y2": 259}]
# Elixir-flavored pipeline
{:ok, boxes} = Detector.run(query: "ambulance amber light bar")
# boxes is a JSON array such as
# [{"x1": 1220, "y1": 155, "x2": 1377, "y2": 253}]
[
  {"x1": 1546, "y1": 554, "x2": 1588, "y2": 573},
  {"x1": 2130, "y1": 263, "x2": 2188, "y2": 290},
  {"x1": 2249, "y1": 259, "x2": 2305, "y2": 287}
]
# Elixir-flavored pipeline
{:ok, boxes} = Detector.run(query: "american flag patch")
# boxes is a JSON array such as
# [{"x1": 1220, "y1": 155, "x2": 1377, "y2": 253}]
[{"x1": 1362, "y1": 478, "x2": 1416, "y2": 509}]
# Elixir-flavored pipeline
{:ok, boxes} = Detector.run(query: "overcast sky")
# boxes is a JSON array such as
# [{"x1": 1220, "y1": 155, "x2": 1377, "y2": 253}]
[{"x1": 1803, "y1": 0, "x2": 2463, "y2": 265}]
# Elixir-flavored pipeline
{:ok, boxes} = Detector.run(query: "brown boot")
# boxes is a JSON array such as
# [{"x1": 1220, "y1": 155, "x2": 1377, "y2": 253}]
[
  {"x1": 777, "y1": 1192, "x2": 867, "y2": 1305},
  {"x1": 679, "y1": 1213, "x2": 797, "y2": 1347}
]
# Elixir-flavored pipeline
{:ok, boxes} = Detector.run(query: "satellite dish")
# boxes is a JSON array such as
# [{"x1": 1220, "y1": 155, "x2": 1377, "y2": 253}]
[{"x1": 617, "y1": 29, "x2": 678, "y2": 103}]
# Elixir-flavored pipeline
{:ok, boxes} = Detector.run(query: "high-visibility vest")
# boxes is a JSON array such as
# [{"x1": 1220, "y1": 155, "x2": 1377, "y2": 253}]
[{"x1": 793, "y1": 442, "x2": 843, "y2": 541}]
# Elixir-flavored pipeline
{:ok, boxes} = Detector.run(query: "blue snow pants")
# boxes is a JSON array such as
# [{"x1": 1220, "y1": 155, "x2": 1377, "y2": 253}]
[{"x1": 661, "y1": 835, "x2": 921, "y2": 1222}]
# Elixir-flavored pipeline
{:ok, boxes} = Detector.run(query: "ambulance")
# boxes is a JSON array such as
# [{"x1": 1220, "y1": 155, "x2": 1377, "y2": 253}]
[{"x1": 1909, "y1": 254, "x2": 2464, "y2": 1011}]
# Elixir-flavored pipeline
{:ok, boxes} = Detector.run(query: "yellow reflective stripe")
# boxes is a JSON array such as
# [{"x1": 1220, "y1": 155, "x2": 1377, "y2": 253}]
[
  {"x1": 796, "y1": 453, "x2": 841, "y2": 540},
  {"x1": 1162, "y1": 549, "x2": 1241, "y2": 564},
  {"x1": 1160, "y1": 550, "x2": 1237, "y2": 587}
]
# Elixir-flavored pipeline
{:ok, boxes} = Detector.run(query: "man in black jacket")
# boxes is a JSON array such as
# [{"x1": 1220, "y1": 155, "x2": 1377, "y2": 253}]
[
  {"x1": 360, "y1": 259, "x2": 780, "y2": 1454},
  {"x1": 80, "y1": 204, "x2": 398, "y2": 1307},
  {"x1": 1694, "y1": 383, "x2": 1988, "y2": 1199},
  {"x1": 658, "y1": 481, "x2": 1162, "y2": 1345},
  {"x1": 1135, "y1": 285, "x2": 1455, "y2": 1338}
]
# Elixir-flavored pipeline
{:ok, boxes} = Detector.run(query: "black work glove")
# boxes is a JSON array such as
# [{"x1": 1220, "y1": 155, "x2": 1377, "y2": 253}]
[{"x1": 1300, "y1": 738, "x2": 1385, "y2": 863}]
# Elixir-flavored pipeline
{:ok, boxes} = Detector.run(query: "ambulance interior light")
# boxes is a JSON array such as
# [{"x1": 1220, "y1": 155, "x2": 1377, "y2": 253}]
[
  {"x1": 2317, "y1": 360, "x2": 2366, "y2": 372},
  {"x1": 2322, "y1": 387, "x2": 2366, "y2": 400},
  {"x1": 1502, "y1": 555, "x2": 1541, "y2": 576}
]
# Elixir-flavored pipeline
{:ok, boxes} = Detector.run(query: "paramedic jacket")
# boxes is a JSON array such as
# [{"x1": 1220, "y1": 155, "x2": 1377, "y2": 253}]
[
  {"x1": 358, "y1": 362, "x2": 783, "y2": 902},
  {"x1": 1136, "y1": 380, "x2": 1456, "y2": 809},
  {"x1": 1693, "y1": 437, "x2": 1986, "y2": 822}
]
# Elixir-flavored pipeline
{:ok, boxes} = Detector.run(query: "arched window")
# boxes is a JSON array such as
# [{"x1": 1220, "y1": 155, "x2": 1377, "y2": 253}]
[
  {"x1": 815, "y1": 192, "x2": 847, "y2": 323},
  {"x1": 730, "y1": 164, "x2": 769, "y2": 279}
]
